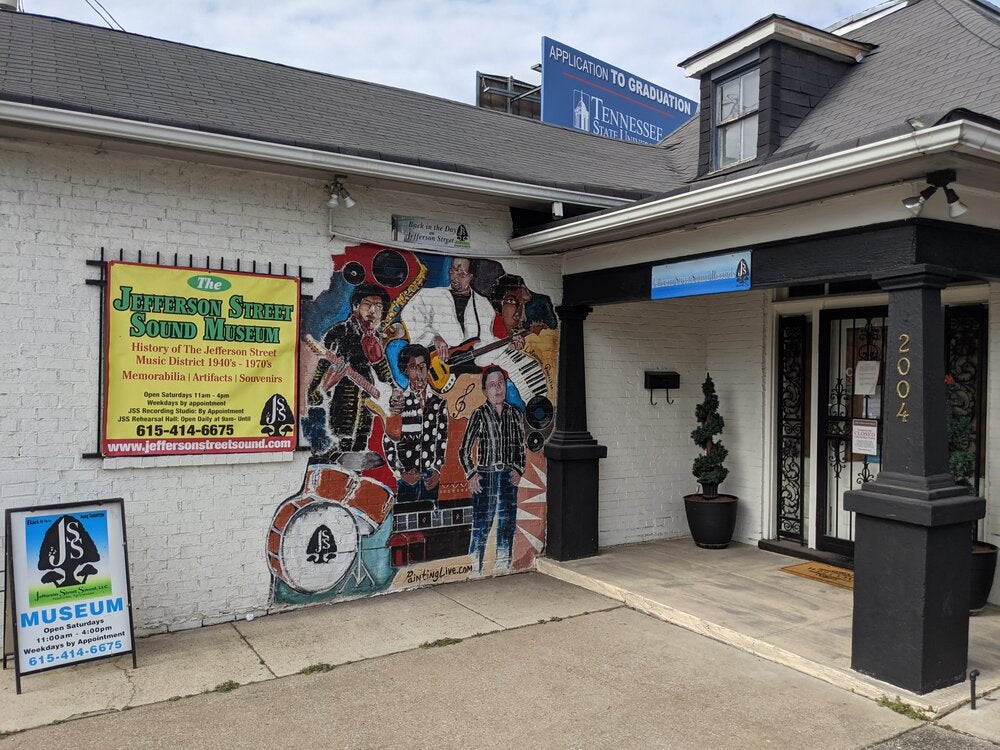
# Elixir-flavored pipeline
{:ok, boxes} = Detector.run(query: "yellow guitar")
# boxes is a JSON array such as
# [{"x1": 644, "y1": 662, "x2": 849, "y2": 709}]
[{"x1": 427, "y1": 325, "x2": 543, "y2": 393}]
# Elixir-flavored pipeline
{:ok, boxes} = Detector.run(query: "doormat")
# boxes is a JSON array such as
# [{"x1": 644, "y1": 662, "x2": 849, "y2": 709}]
[{"x1": 780, "y1": 561, "x2": 854, "y2": 590}]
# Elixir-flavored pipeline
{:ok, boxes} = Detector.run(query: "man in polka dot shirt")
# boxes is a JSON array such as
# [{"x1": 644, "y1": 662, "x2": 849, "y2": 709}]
[{"x1": 383, "y1": 343, "x2": 449, "y2": 505}]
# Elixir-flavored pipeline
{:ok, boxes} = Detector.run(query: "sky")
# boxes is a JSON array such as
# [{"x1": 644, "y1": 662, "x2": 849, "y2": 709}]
[{"x1": 21, "y1": 0, "x2": 874, "y2": 105}]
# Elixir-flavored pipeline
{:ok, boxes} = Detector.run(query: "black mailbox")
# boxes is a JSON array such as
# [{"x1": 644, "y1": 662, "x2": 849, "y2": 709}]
[{"x1": 644, "y1": 371, "x2": 680, "y2": 390}]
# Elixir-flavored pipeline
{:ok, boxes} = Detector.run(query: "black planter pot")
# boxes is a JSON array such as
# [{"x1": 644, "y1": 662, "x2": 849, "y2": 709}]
[
  {"x1": 970, "y1": 542, "x2": 998, "y2": 615},
  {"x1": 683, "y1": 493, "x2": 738, "y2": 549},
  {"x1": 698, "y1": 482, "x2": 719, "y2": 499}
]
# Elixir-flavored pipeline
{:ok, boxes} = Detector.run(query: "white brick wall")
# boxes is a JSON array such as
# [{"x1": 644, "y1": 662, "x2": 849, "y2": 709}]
[
  {"x1": 705, "y1": 291, "x2": 768, "y2": 544},
  {"x1": 0, "y1": 136, "x2": 561, "y2": 638},
  {"x1": 585, "y1": 291, "x2": 768, "y2": 547}
]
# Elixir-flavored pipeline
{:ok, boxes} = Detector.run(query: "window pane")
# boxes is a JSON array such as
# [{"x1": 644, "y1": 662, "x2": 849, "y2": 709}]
[
  {"x1": 717, "y1": 79, "x2": 740, "y2": 123},
  {"x1": 741, "y1": 114, "x2": 758, "y2": 160},
  {"x1": 713, "y1": 66, "x2": 760, "y2": 169},
  {"x1": 741, "y1": 68, "x2": 760, "y2": 113},
  {"x1": 719, "y1": 122, "x2": 741, "y2": 166}
]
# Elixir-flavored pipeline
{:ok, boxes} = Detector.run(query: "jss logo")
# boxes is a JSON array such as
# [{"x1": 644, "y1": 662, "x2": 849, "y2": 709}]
[{"x1": 38, "y1": 515, "x2": 100, "y2": 588}]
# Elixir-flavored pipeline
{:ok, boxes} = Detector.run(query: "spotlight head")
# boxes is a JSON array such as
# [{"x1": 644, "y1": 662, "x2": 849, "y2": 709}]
[
  {"x1": 326, "y1": 192, "x2": 339, "y2": 209},
  {"x1": 944, "y1": 187, "x2": 968, "y2": 218},
  {"x1": 902, "y1": 184, "x2": 937, "y2": 215},
  {"x1": 342, "y1": 194, "x2": 357, "y2": 209}
]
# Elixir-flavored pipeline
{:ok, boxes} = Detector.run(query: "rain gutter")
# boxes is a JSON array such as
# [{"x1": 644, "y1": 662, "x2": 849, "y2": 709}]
[
  {"x1": 508, "y1": 120, "x2": 1000, "y2": 254},
  {"x1": 0, "y1": 100, "x2": 631, "y2": 209}
]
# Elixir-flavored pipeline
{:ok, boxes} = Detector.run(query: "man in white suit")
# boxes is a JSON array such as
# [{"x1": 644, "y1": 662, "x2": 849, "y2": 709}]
[{"x1": 401, "y1": 257, "x2": 499, "y2": 370}]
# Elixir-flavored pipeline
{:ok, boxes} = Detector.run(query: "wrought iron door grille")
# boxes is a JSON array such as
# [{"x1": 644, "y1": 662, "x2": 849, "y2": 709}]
[{"x1": 776, "y1": 316, "x2": 809, "y2": 542}]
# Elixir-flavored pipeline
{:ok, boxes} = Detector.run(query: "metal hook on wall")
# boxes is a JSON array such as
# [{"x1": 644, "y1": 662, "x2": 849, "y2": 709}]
[
  {"x1": 649, "y1": 389, "x2": 674, "y2": 406},
  {"x1": 645, "y1": 371, "x2": 680, "y2": 407}
]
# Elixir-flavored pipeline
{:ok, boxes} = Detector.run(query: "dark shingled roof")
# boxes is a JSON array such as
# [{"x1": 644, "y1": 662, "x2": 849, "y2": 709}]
[
  {"x1": 660, "y1": 0, "x2": 1000, "y2": 185},
  {"x1": 777, "y1": 0, "x2": 1000, "y2": 154},
  {"x1": 0, "y1": 11, "x2": 685, "y2": 200},
  {"x1": 1, "y1": 0, "x2": 995, "y2": 205}
]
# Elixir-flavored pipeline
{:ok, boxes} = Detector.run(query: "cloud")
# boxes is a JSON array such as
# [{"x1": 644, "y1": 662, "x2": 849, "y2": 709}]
[{"x1": 25, "y1": 0, "x2": 873, "y2": 103}]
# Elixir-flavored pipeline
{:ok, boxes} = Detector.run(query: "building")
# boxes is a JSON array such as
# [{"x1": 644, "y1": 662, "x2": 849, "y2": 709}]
[
  {"x1": 476, "y1": 72, "x2": 541, "y2": 119},
  {"x1": 2, "y1": 0, "x2": 999, "y2": 694}
]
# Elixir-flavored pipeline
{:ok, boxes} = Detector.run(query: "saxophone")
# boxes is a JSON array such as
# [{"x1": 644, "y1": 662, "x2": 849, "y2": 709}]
[{"x1": 376, "y1": 256, "x2": 427, "y2": 341}]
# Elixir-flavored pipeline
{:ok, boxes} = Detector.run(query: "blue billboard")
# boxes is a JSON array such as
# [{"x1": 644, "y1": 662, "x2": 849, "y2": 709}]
[
  {"x1": 651, "y1": 252, "x2": 752, "y2": 300},
  {"x1": 541, "y1": 37, "x2": 697, "y2": 145}
]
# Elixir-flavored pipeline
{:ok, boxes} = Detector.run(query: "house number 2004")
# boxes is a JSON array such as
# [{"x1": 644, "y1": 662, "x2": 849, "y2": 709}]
[{"x1": 896, "y1": 333, "x2": 911, "y2": 422}]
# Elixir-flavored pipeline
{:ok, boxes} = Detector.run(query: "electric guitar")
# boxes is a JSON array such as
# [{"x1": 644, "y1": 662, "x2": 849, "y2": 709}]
[
  {"x1": 427, "y1": 324, "x2": 543, "y2": 393},
  {"x1": 304, "y1": 335, "x2": 397, "y2": 420}
]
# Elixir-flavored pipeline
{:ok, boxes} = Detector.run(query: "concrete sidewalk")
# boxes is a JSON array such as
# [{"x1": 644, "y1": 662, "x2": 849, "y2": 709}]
[
  {"x1": 537, "y1": 539, "x2": 1000, "y2": 737},
  {"x1": 1, "y1": 572, "x2": 619, "y2": 734},
  {"x1": 5, "y1": 541, "x2": 1000, "y2": 746},
  {"x1": 2, "y1": 605, "x2": 925, "y2": 750}
]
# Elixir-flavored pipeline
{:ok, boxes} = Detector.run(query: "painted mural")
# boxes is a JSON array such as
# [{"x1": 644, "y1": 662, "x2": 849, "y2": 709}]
[{"x1": 267, "y1": 244, "x2": 558, "y2": 604}]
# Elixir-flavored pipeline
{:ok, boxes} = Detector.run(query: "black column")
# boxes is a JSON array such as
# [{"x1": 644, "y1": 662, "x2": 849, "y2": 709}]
[
  {"x1": 844, "y1": 266, "x2": 984, "y2": 694},
  {"x1": 544, "y1": 305, "x2": 607, "y2": 560}
]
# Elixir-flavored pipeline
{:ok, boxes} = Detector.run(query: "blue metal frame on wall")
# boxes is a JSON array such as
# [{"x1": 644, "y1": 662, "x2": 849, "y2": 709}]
[{"x1": 541, "y1": 37, "x2": 697, "y2": 145}]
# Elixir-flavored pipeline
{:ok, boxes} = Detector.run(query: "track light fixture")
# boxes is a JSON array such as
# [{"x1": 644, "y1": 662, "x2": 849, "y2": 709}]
[
  {"x1": 943, "y1": 186, "x2": 968, "y2": 218},
  {"x1": 901, "y1": 184, "x2": 937, "y2": 214},
  {"x1": 901, "y1": 169, "x2": 966, "y2": 217},
  {"x1": 326, "y1": 177, "x2": 356, "y2": 209}
]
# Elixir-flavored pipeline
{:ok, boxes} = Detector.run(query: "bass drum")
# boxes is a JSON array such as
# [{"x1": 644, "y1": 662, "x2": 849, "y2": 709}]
[{"x1": 268, "y1": 498, "x2": 359, "y2": 595}]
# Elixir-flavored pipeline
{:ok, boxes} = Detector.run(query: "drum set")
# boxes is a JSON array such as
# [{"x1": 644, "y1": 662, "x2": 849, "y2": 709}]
[{"x1": 267, "y1": 464, "x2": 393, "y2": 595}]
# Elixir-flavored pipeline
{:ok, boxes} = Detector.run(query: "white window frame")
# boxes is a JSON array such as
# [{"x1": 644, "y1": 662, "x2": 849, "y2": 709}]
[{"x1": 713, "y1": 65, "x2": 760, "y2": 170}]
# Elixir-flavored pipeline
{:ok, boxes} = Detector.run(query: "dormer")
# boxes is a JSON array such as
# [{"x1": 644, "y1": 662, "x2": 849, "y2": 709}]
[{"x1": 679, "y1": 15, "x2": 876, "y2": 176}]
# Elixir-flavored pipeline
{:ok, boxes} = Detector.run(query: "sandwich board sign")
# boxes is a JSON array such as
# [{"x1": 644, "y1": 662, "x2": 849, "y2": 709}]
[{"x1": 3, "y1": 498, "x2": 137, "y2": 693}]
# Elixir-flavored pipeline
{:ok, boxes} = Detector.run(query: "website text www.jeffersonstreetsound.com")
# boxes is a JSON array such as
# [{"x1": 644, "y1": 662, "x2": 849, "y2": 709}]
[{"x1": 105, "y1": 438, "x2": 293, "y2": 454}]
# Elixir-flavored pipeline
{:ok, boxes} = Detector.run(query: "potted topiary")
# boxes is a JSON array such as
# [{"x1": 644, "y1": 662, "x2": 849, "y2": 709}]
[
  {"x1": 684, "y1": 373, "x2": 738, "y2": 549},
  {"x1": 947, "y1": 374, "x2": 996, "y2": 613}
]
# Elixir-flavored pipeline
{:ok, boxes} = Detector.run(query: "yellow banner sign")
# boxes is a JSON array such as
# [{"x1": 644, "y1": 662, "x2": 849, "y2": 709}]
[{"x1": 103, "y1": 262, "x2": 299, "y2": 457}]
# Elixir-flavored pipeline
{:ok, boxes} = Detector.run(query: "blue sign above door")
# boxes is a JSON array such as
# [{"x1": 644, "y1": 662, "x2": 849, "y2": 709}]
[{"x1": 651, "y1": 252, "x2": 752, "y2": 300}]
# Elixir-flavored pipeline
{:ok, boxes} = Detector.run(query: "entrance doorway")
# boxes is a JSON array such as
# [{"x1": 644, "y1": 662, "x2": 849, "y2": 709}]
[
  {"x1": 816, "y1": 308, "x2": 886, "y2": 556},
  {"x1": 773, "y1": 303, "x2": 987, "y2": 559}
]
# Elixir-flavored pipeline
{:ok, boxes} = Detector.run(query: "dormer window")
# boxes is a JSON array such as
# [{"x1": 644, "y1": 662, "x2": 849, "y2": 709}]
[
  {"x1": 681, "y1": 15, "x2": 874, "y2": 178},
  {"x1": 714, "y1": 66, "x2": 759, "y2": 169}
]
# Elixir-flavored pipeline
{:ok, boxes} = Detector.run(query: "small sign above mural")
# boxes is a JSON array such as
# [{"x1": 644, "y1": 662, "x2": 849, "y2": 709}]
[
  {"x1": 540, "y1": 37, "x2": 697, "y2": 144},
  {"x1": 4, "y1": 498, "x2": 137, "y2": 694},
  {"x1": 391, "y1": 216, "x2": 471, "y2": 250},
  {"x1": 651, "y1": 251, "x2": 752, "y2": 300},
  {"x1": 102, "y1": 262, "x2": 300, "y2": 457}
]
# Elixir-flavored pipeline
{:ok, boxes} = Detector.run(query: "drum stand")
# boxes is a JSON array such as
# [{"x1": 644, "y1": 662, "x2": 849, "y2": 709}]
[{"x1": 341, "y1": 510, "x2": 376, "y2": 589}]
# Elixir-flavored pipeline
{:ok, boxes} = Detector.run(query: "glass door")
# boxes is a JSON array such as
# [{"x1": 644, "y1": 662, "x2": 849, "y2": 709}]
[{"x1": 816, "y1": 308, "x2": 887, "y2": 556}]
